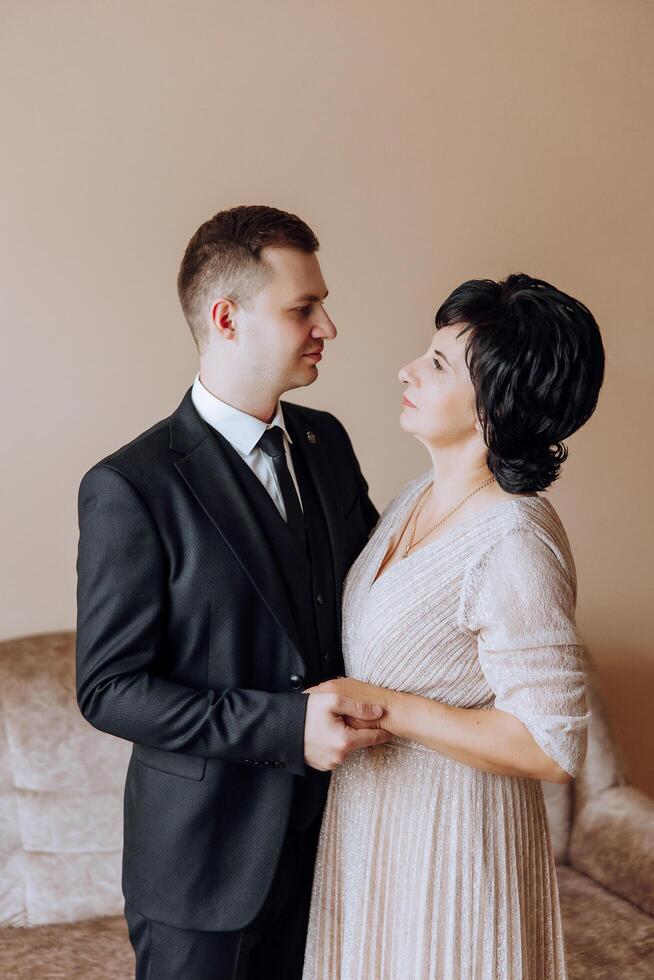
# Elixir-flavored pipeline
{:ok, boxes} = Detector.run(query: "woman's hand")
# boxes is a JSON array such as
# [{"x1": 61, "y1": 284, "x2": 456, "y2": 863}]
[{"x1": 304, "y1": 677, "x2": 393, "y2": 729}]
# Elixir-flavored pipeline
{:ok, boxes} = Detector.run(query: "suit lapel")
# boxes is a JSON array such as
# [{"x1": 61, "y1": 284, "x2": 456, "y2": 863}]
[
  {"x1": 283, "y1": 405, "x2": 348, "y2": 636},
  {"x1": 169, "y1": 390, "x2": 302, "y2": 656}
]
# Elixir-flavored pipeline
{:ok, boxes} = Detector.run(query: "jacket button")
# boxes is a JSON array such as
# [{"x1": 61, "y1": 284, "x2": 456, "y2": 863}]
[
  {"x1": 289, "y1": 674, "x2": 304, "y2": 689},
  {"x1": 316, "y1": 594, "x2": 324, "y2": 605}
]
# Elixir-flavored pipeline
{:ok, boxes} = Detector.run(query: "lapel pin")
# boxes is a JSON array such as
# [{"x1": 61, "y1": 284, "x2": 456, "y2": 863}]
[{"x1": 306, "y1": 430, "x2": 317, "y2": 445}]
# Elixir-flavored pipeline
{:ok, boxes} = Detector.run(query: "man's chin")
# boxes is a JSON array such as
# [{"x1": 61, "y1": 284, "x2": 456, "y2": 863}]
[
  {"x1": 282, "y1": 363, "x2": 319, "y2": 392},
  {"x1": 298, "y1": 359, "x2": 321, "y2": 382}
]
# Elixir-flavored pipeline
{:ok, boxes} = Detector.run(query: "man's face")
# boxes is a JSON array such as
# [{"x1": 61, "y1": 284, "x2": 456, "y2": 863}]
[{"x1": 236, "y1": 246, "x2": 337, "y2": 396}]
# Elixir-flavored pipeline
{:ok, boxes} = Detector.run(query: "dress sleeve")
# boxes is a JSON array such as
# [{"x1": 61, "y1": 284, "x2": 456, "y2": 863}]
[{"x1": 457, "y1": 527, "x2": 590, "y2": 777}]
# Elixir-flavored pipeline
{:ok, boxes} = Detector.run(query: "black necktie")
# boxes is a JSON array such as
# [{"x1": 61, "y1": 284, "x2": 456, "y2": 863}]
[{"x1": 257, "y1": 426, "x2": 307, "y2": 551}]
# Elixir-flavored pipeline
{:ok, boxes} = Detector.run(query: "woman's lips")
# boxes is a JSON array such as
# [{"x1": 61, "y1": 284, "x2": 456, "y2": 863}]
[{"x1": 403, "y1": 394, "x2": 416, "y2": 408}]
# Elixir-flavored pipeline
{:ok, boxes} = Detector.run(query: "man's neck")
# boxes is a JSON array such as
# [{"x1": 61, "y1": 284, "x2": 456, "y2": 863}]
[{"x1": 197, "y1": 369, "x2": 280, "y2": 424}]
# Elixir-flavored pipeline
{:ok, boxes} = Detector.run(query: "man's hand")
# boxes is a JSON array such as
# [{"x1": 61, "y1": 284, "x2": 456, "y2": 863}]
[
  {"x1": 306, "y1": 677, "x2": 392, "y2": 732},
  {"x1": 303, "y1": 692, "x2": 393, "y2": 771}
]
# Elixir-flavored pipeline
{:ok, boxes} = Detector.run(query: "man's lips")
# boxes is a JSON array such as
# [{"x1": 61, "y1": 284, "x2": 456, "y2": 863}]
[
  {"x1": 302, "y1": 349, "x2": 323, "y2": 361},
  {"x1": 403, "y1": 394, "x2": 417, "y2": 408}
]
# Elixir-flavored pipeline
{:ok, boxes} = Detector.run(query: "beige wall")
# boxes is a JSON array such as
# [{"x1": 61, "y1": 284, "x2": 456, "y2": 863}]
[{"x1": 2, "y1": 1, "x2": 653, "y2": 795}]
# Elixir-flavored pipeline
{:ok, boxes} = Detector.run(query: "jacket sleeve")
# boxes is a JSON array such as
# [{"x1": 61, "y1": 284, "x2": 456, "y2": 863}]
[{"x1": 75, "y1": 464, "x2": 309, "y2": 776}]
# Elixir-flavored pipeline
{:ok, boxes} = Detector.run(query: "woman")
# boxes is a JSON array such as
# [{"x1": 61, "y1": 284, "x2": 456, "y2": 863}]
[{"x1": 301, "y1": 274, "x2": 605, "y2": 980}]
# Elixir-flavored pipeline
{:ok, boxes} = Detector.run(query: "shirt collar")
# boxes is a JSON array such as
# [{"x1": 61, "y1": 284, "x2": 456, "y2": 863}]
[{"x1": 191, "y1": 372, "x2": 293, "y2": 456}]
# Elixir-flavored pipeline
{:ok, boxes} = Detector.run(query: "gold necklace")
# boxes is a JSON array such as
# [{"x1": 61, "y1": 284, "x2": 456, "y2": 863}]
[{"x1": 401, "y1": 476, "x2": 496, "y2": 560}]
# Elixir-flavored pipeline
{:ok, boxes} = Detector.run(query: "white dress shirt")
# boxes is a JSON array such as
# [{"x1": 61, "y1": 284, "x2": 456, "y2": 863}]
[{"x1": 191, "y1": 372, "x2": 303, "y2": 519}]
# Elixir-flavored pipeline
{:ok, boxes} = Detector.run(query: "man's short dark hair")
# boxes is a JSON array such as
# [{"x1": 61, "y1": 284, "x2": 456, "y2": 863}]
[
  {"x1": 177, "y1": 205, "x2": 319, "y2": 352},
  {"x1": 435, "y1": 273, "x2": 605, "y2": 492}
]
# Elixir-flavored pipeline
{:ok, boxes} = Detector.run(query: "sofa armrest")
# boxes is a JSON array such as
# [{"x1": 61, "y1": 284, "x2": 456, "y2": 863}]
[{"x1": 568, "y1": 785, "x2": 654, "y2": 917}]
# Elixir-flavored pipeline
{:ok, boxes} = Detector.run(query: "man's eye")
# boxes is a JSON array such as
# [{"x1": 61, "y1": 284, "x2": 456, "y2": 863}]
[
  {"x1": 432, "y1": 356, "x2": 443, "y2": 371},
  {"x1": 296, "y1": 306, "x2": 311, "y2": 316}
]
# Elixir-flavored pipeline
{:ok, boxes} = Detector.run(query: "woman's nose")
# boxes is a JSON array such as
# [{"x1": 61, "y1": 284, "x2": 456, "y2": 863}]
[{"x1": 398, "y1": 361, "x2": 418, "y2": 385}]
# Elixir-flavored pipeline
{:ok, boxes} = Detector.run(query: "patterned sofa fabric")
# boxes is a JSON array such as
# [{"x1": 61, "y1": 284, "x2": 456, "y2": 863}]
[{"x1": 0, "y1": 633, "x2": 130, "y2": 927}]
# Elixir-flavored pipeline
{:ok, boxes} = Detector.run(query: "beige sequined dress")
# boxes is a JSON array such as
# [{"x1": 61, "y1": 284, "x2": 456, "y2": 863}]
[{"x1": 302, "y1": 472, "x2": 589, "y2": 980}]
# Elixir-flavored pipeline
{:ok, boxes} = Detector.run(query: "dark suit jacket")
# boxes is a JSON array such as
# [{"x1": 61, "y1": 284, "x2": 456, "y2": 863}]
[{"x1": 75, "y1": 387, "x2": 378, "y2": 931}]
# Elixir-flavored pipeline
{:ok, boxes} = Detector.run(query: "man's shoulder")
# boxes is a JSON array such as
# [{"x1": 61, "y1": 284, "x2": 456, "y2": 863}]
[
  {"x1": 280, "y1": 401, "x2": 351, "y2": 442},
  {"x1": 80, "y1": 404, "x2": 179, "y2": 490}
]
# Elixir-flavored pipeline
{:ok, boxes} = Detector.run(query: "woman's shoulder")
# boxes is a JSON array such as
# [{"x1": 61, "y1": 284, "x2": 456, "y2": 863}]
[
  {"x1": 457, "y1": 495, "x2": 581, "y2": 639},
  {"x1": 502, "y1": 495, "x2": 574, "y2": 565},
  {"x1": 468, "y1": 494, "x2": 578, "y2": 600}
]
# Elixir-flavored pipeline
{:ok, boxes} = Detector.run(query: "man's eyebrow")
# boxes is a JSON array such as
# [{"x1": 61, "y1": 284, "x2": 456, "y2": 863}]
[
  {"x1": 433, "y1": 348, "x2": 451, "y2": 366},
  {"x1": 289, "y1": 289, "x2": 329, "y2": 303}
]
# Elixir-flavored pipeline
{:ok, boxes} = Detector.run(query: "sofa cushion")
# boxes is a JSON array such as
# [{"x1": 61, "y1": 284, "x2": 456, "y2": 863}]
[
  {"x1": 569, "y1": 785, "x2": 654, "y2": 917},
  {"x1": 0, "y1": 719, "x2": 23, "y2": 926},
  {"x1": 0, "y1": 913, "x2": 132, "y2": 979},
  {"x1": 557, "y1": 865, "x2": 654, "y2": 979},
  {"x1": 0, "y1": 632, "x2": 130, "y2": 927}
]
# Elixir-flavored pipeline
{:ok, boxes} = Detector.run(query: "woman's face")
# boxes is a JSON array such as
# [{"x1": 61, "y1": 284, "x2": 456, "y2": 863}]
[{"x1": 398, "y1": 323, "x2": 482, "y2": 450}]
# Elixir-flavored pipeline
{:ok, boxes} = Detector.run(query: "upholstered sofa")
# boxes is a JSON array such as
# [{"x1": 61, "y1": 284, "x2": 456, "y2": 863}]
[{"x1": 0, "y1": 631, "x2": 653, "y2": 979}]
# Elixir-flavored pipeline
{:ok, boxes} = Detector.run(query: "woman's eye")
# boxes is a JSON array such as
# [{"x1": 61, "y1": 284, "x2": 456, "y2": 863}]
[{"x1": 432, "y1": 356, "x2": 443, "y2": 371}]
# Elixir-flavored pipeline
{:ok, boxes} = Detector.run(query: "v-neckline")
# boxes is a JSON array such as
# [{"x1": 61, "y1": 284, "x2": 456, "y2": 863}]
[{"x1": 369, "y1": 479, "x2": 545, "y2": 590}]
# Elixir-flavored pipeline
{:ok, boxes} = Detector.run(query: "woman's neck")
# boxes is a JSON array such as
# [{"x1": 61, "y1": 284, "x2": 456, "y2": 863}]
[{"x1": 424, "y1": 445, "x2": 498, "y2": 518}]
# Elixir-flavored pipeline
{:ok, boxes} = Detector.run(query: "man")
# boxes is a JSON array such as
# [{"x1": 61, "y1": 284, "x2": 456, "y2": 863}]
[{"x1": 75, "y1": 205, "x2": 389, "y2": 979}]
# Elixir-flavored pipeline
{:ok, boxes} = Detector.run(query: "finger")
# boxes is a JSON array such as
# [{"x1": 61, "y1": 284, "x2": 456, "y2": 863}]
[
  {"x1": 334, "y1": 696, "x2": 384, "y2": 721},
  {"x1": 343, "y1": 714, "x2": 382, "y2": 730},
  {"x1": 344, "y1": 727, "x2": 393, "y2": 751}
]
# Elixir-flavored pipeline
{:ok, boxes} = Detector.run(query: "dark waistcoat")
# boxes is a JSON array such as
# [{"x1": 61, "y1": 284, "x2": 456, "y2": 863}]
[{"x1": 208, "y1": 429, "x2": 342, "y2": 829}]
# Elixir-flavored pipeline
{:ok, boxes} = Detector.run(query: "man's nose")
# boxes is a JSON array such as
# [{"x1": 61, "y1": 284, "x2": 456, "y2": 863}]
[{"x1": 312, "y1": 310, "x2": 337, "y2": 340}]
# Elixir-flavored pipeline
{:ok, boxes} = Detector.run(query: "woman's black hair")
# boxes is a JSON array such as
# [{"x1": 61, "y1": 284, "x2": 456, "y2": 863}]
[{"x1": 435, "y1": 273, "x2": 605, "y2": 493}]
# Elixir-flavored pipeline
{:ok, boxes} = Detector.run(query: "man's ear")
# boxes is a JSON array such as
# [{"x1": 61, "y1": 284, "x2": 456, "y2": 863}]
[{"x1": 210, "y1": 298, "x2": 238, "y2": 340}]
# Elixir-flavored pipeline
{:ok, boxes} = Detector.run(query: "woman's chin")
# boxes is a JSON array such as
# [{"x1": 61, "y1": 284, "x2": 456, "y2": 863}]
[{"x1": 399, "y1": 410, "x2": 417, "y2": 434}]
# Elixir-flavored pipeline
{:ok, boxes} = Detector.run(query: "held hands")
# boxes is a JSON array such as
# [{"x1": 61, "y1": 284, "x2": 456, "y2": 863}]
[{"x1": 302, "y1": 678, "x2": 394, "y2": 772}]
